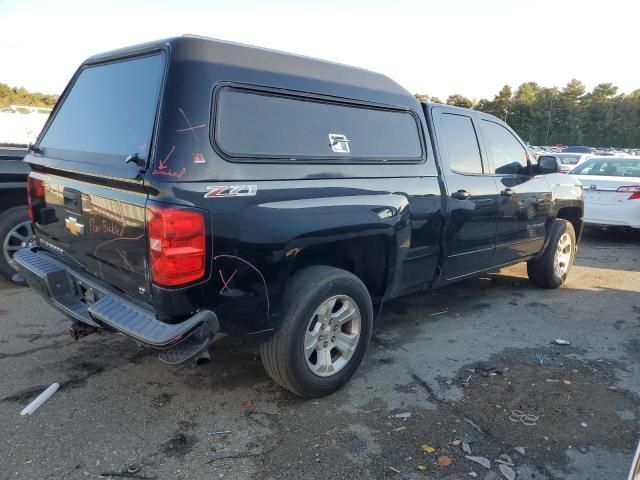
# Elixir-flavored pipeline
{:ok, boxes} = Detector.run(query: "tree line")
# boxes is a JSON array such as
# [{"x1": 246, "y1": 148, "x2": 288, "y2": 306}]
[
  {"x1": 416, "y1": 80, "x2": 640, "y2": 148},
  {"x1": 0, "y1": 83, "x2": 58, "y2": 109}
]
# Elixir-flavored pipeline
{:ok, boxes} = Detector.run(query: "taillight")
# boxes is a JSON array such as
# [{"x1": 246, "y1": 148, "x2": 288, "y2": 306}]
[
  {"x1": 616, "y1": 185, "x2": 640, "y2": 200},
  {"x1": 26, "y1": 175, "x2": 45, "y2": 222},
  {"x1": 146, "y1": 204, "x2": 207, "y2": 287}
]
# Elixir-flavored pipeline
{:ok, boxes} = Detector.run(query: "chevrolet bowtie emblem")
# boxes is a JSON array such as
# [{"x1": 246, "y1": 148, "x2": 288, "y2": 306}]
[{"x1": 65, "y1": 216, "x2": 84, "y2": 236}]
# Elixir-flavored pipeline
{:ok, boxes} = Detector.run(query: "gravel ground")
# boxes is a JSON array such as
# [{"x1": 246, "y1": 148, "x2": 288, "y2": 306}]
[{"x1": 0, "y1": 228, "x2": 639, "y2": 480}]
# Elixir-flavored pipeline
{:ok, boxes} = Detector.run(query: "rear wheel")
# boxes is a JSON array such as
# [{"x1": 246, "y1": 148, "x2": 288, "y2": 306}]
[
  {"x1": 0, "y1": 206, "x2": 32, "y2": 283},
  {"x1": 260, "y1": 266, "x2": 373, "y2": 397},
  {"x1": 527, "y1": 219, "x2": 576, "y2": 288}
]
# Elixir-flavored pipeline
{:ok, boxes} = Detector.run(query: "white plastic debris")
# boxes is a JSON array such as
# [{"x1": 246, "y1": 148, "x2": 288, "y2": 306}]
[
  {"x1": 390, "y1": 412, "x2": 412, "y2": 419},
  {"x1": 498, "y1": 463, "x2": 516, "y2": 480},
  {"x1": 580, "y1": 422, "x2": 588, "y2": 427},
  {"x1": 465, "y1": 455, "x2": 491, "y2": 469},
  {"x1": 553, "y1": 338, "x2": 570, "y2": 345},
  {"x1": 514, "y1": 447, "x2": 525, "y2": 455},
  {"x1": 469, "y1": 472, "x2": 478, "y2": 478},
  {"x1": 20, "y1": 383, "x2": 59, "y2": 415}
]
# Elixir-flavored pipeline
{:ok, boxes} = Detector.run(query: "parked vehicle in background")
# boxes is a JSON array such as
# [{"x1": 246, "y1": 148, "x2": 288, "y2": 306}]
[
  {"x1": 0, "y1": 106, "x2": 51, "y2": 145},
  {"x1": 14, "y1": 36, "x2": 584, "y2": 397},
  {"x1": 563, "y1": 145, "x2": 595, "y2": 154},
  {"x1": 550, "y1": 152, "x2": 592, "y2": 173},
  {"x1": 570, "y1": 157, "x2": 640, "y2": 230},
  {"x1": 0, "y1": 145, "x2": 30, "y2": 283}
]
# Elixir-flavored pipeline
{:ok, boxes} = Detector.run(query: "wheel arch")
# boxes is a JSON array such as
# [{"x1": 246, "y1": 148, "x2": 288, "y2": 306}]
[
  {"x1": 287, "y1": 234, "x2": 393, "y2": 303},
  {"x1": 556, "y1": 205, "x2": 583, "y2": 241}
]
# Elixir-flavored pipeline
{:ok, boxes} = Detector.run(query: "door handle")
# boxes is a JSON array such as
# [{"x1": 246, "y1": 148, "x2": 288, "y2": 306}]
[
  {"x1": 451, "y1": 190, "x2": 471, "y2": 200},
  {"x1": 500, "y1": 188, "x2": 515, "y2": 197}
]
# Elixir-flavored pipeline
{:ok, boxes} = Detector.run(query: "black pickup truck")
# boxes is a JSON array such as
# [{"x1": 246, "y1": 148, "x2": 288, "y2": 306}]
[
  {"x1": 15, "y1": 36, "x2": 583, "y2": 397},
  {"x1": 0, "y1": 145, "x2": 31, "y2": 282}
]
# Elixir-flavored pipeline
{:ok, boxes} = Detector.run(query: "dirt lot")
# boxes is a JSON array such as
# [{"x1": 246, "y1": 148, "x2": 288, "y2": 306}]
[{"x1": 1, "y1": 228, "x2": 639, "y2": 480}]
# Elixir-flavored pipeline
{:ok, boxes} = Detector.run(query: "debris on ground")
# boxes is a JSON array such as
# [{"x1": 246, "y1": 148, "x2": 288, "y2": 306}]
[
  {"x1": 580, "y1": 422, "x2": 588, "y2": 427},
  {"x1": 553, "y1": 338, "x2": 571, "y2": 345},
  {"x1": 509, "y1": 409, "x2": 539, "y2": 426},
  {"x1": 464, "y1": 418, "x2": 483, "y2": 433},
  {"x1": 498, "y1": 463, "x2": 516, "y2": 480},
  {"x1": 452, "y1": 439, "x2": 462, "y2": 446},
  {"x1": 465, "y1": 455, "x2": 491, "y2": 469},
  {"x1": 563, "y1": 379, "x2": 572, "y2": 385},
  {"x1": 242, "y1": 400, "x2": 255, "y2": 409},
  {"x1": 390, "y1": 412, "x2": 412, "y2": 419},
  {"x1": 469, "y1": 471, "x2": 478, "y2": 477},
  {"x1": 535, "y1": 353, "x2": 547, "y2": 365},
  {"x1": 513, "y1": 447, "x2": 525, "y2": 455},
  {"x1": 462, "y1": 442, "x2": 472, "y2": 454},
  {"x1": 208, "y1": 430, "x2": 232, "y2": 436},
  {"x1": 421, "y1": 444, "x2": 435, "y2": 454},
  {"x1": 389, "y1": 466, "x2": 401, "y2": 473},
  {"x1": 19, "y1": 383, "x2": 59, "y2": 416},
  {"x1": 496, "y1": 453, "x2": 514, "y2": 466},
  {"x1": 417, "y1": 464, "x2": 427, "y2": 471},
  {"x1": 607, "y1": 385, "x2": 619, "y2": 392},
  {"x1": 468, "y1": 363, "x2": 505, "y2": 377},
  {"x1": 437, "y1": 455, "x2": 452, "y2": 466}
]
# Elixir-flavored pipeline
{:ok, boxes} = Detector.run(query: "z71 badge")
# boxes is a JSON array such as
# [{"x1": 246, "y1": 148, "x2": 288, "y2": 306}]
[{"x1": 204, "y1": 185, "x2": 258, "y2": 198}]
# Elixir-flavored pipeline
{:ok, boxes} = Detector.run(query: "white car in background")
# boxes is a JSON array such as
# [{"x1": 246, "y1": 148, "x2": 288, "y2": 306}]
[
  {"x1": 552, "y1": 152, "x2": 592, "y2": 173},
  {"x1": 570, "y1": 157, "x2": 640, "y2": 230}
]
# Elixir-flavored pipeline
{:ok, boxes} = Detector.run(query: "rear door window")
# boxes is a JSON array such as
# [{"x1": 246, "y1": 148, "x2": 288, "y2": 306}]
[
  {"x1": 39, "y1": 54, "x2": 164, "y2": 163},
  {"x1": 213, "y1": 87, "x2": 423, "y2": 162},
  {"x1": 438, "y1": 113, "x2": 484, "y2": 174}
]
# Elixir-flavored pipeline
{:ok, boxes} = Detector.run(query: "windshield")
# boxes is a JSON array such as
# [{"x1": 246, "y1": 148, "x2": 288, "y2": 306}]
[
  {"x1": 571, "y1": 159, "x2": 640, "y2": 177},
  {"x1": 39, "y1": 54, "x2": 164, "y2": 163},
  {"x1": 556, "y1": 154, "x2": 581, "y2": 165}
]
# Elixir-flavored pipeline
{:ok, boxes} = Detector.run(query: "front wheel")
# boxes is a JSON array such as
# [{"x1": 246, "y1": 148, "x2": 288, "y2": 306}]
[
  {"x1": 527, "y1": 219, "x2": 576, "y2": 289},
  {"x1": 260, "y1": 266, "x2": 373, "y2": 398}
]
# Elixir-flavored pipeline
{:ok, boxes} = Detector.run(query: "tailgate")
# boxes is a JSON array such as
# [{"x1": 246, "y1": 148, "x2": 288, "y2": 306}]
[
  {"x1": 26, "y1": 52, "x2": 165, "y2": 302},
  {"x1": 32, "y1": 172, "x2": 150, "y2": 301}
]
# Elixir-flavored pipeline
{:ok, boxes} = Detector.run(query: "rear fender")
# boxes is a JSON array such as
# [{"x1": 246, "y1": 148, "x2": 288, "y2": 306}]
[{"x1": 256, "y1": 194, "x2": 411, "y2": 319}]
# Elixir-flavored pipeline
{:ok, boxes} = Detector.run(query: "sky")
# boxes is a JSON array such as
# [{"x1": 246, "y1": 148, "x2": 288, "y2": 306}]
[{"x1": 1, "y1": 0, "x2": 638, "y2": 100}]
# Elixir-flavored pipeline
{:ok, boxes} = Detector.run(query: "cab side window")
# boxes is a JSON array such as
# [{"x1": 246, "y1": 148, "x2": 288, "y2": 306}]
[
  {"x1": 481, "y1": 120, "x2": 528, "y2": 175},
  {"x1": 439, "y1": 113, "x2": 484, "y2": 174}
]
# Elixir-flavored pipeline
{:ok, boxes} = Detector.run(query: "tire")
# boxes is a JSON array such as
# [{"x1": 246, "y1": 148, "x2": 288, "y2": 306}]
[
  {"x1": 0, "y1": 206, "x2": 33, "y2": 283},
  {"x1": 260, "y1": 266, "x2": 373, "y2": 398},
  {"x1": 527, "y1": 219, "x2": 576, "y2": 289}
]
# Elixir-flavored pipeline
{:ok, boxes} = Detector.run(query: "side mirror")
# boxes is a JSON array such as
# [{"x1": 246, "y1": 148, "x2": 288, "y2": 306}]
[{"x1": 538, "y1": 155, "x2": 561, "y2": 174}]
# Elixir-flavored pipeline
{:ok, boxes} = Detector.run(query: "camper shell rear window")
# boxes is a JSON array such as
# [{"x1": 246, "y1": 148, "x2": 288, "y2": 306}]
[
  {"x1": 38, "y1": 53, "x2": 164, "y2": 164},
  {"x1": 213, "y1": 86, "x2": 424, "y2": 163}
]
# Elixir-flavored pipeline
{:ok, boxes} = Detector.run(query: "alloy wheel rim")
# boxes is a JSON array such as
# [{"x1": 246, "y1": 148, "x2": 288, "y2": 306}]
[
  {"x1": 304, "y1": 295, "x2": 361, "y2": 377},
  {"x1": 3, "y1": 220, "x2": 33, "y2": 270},
  {"x1": 553, "y1": 232, "x2": 572, "y2": 278}
]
